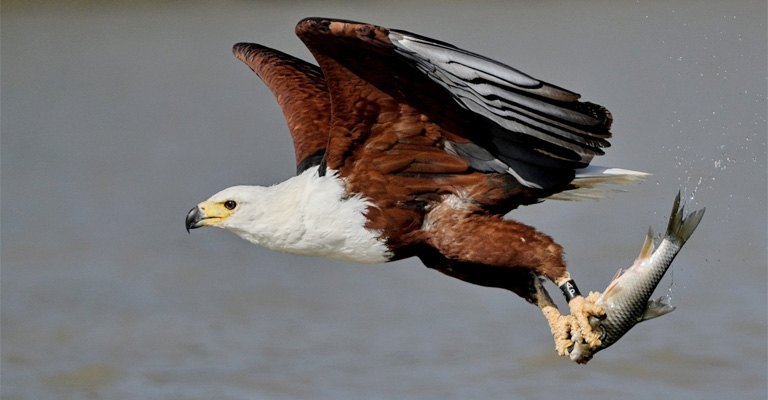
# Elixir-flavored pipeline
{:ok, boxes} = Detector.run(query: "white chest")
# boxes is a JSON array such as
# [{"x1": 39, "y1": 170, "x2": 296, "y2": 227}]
[{"x1": 223, "y1": 167, "x2": 393, "y2": 264}]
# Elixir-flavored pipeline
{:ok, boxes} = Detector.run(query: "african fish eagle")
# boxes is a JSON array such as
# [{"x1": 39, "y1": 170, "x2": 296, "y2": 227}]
[{"x1": 185, "y1": 18, "x2": 647, "y2": 358}]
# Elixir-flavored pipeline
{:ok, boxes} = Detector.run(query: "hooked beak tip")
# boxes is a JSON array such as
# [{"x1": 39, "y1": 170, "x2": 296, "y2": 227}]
[{"x1": 185, "y1": 206, "x2": 203, "y2": 233}]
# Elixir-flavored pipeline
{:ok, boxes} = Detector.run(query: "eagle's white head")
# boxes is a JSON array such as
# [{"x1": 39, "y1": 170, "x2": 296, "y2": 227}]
[
  {"x1": 185, "y1": 167, "x2": 392, "y2": 264},
  {"x1": 186, "y1": 185, "x2": 267, "y2": 237}
]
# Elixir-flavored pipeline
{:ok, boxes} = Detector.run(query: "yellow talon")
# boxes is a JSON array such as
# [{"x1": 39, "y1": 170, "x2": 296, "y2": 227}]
[
  {"x1": 541, "y1": 305, "x2": 575, "y2": 356},
  {"x1": 568, "y1": 293, "x2": 605, "y2": 348}
]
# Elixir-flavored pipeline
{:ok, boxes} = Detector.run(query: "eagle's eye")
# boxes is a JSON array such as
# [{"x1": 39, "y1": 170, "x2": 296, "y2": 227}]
[{"x1": 224, "y1": 200, "x2": 237, "y2": 210}]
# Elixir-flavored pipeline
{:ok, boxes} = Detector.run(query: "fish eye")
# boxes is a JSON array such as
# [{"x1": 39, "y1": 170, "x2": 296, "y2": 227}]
[{"x1": 224, "y1": 200, "x2": 237, "y2": 210}]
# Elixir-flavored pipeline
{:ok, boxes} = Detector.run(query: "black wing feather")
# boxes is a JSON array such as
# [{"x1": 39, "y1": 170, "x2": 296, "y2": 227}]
[{"x1": 389, "y1": 29, "x2": 613, "y2": 176}]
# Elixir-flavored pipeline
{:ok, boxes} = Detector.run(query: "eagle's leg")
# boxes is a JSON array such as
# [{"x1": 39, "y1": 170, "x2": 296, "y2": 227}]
[
  {"x1": 532, "y1": 274, "x2": 604, "y2": 355},
  {"x1": 554, "y1": 273, "x2": 605, "y2": 348},
  {"x1": 421, "y1": 199, "x2": 605, "y2": 351},
  {"x1": 532, "y1": 275, "x2": 576, "y2": 356},
  {"x1": 417, "y1": 250, "x2": 577, "y2": 355}
]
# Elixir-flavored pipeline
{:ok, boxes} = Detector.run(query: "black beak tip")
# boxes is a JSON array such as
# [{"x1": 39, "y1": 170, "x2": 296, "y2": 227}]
[{"x1": 185, "y1": 206, "x2": 200, "y2": 233}]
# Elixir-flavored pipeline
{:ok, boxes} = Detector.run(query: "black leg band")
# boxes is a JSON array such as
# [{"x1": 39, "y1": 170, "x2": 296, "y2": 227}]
[{"x1": 559, "y1": 279, "x2": 582, "y2": 302}]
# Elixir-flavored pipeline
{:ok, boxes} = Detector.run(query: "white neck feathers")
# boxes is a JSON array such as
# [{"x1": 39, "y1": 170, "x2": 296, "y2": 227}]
[{"x1": 220, "y1": 167, "x2": 392, "y2": 264}]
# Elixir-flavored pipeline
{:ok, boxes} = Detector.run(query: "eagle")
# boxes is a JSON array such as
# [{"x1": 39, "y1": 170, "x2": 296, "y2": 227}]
[{"x1": 185, "y1": 17, "x2": 647, "y2": 358}]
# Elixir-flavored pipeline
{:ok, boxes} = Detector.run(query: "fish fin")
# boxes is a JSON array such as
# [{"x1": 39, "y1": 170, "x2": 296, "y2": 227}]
[
  {"x1": 601, "y1": 268, "x2": 626, "y2": 299},
  {"x1": 639, "y1": 296, "x2": 676, "y2": 322},
  {"x1": 603, "y1": 229, "x2": 657, "y2": 303},
  {"x1": 609, "y1": 268, "x2": 623, "y2": 282},
  {"x1": 666, "y1": 191, "x2": 706, "y2": 245},
  {"x1": 602, "y1": 279, "x2": 624, "y2": 298},
  {"x1": 635, "y1": 227, "x2": 655, "y2": 262}
]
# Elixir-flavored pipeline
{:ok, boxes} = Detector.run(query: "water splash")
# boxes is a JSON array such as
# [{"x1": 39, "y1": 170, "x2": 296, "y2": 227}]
[
  {"x1": 713, "y1": 144, "x2": 737, "y2": 171},
  {"x1": 658, "y1": 263, "x2": 680, "y2": 309}
]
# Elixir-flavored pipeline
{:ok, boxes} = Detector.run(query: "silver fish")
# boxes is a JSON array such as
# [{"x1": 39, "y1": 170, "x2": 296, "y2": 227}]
[{"x1": 569, "y1": 191, "x2": 705, "y2": 363}]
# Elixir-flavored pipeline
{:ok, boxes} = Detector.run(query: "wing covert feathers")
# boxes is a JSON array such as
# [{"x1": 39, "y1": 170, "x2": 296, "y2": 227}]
[
  {"x1": 233, "y1": 43, "x2": 329, "y2": 173},
  {"x1": 240, "y1": 18, "x2": 634, "y2": 198},
  {"x1": 292, "y1": 17, "x2": 619, "y2": 191}
]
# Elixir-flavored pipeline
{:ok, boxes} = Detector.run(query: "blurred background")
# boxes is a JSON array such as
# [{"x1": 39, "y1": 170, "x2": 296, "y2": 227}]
[{"x1": 2, "y1": 1, "x2": 766, "y2": 399}]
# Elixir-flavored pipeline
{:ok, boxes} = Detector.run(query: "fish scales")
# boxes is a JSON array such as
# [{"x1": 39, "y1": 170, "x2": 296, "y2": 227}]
[
  {"x1": 599, "y1": 237, "x2": 681, "y2": 346},
  {"x1": 569, "y1": 191, "x2": 705, "y2": 363}
]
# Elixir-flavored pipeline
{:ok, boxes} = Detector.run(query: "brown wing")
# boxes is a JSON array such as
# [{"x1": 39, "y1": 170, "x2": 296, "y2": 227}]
[
  {"x1": 295, "y1": 19, "x2": 469, "y2": 176},
  {"x1": 294, "y1": 18, "x2": 616, "y2": 251},
  {"x1": 233, "y1": 43, "x2": 329, "y2": 174},
  {"x1": 294, "y1": 18, "x2": 613, "y2": 191}
]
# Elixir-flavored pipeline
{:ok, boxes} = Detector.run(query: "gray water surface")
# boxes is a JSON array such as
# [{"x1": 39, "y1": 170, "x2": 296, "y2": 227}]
[{"x1": 2, "y1": 1, "x2": 766, "y2": 399}]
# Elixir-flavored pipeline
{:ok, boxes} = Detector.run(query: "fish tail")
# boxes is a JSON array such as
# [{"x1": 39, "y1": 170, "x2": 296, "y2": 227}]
[{"x1": 665, "y1": 191, "x2": 706, "y2": 245}]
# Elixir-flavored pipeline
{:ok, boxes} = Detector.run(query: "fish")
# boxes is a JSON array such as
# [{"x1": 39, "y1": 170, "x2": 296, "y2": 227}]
[{"x1": 569, "y1": 191, "x2": 705, "y2": 364}]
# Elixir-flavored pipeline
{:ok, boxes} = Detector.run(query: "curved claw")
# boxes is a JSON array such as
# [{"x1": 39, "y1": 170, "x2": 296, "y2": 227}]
[
  {"x1": 554, "y1": 316, "x2": 576, "y2": 356},
  {"x1": 569, "y1": 331, "x2": 594, "y2": 364}
]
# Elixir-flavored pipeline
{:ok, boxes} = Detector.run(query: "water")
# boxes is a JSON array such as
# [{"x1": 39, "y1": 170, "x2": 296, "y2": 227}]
[{"x1": 2, "y1": 1, "x2": 766, "y2": 399}]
